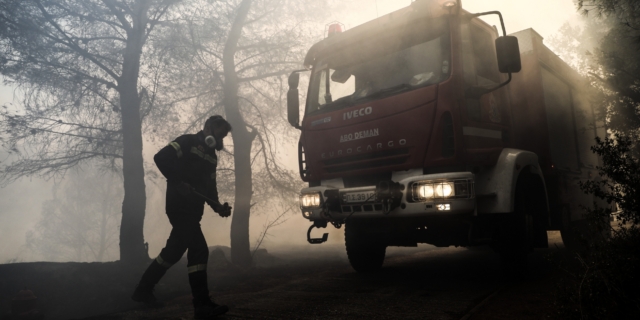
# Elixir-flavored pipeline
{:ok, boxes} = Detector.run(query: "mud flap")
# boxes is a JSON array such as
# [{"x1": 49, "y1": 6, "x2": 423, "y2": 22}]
[{"x1": 307, "y1": 224, "x2": 328, "y2": 244}]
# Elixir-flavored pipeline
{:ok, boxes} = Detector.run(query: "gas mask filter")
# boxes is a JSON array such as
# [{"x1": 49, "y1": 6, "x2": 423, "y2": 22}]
[{"x1": 205, "y1": 135, "x2": 216, "y2": 148}]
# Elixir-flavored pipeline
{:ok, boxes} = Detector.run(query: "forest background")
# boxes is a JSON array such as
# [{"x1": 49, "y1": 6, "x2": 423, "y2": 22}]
[{"x1": 0, "y1": 0, "x2": 585, "y2": 264}]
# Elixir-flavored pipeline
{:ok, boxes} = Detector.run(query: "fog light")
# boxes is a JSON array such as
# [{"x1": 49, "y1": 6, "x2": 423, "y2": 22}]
[
  {"x1": 436, "y1": 203, "x2": 451, "y2": 211},
  {"x1": 300, "y1": 192, "x2": 321, "y2": 208}
]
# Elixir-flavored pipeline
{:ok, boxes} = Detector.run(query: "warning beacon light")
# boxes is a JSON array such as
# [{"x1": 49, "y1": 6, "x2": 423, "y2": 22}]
[
  {"x1": 325, "y1": 22, "x2": 345, "y2": 38},
  {"x1": 440, "y1": 0, "x2": 457, "y2": 8}
]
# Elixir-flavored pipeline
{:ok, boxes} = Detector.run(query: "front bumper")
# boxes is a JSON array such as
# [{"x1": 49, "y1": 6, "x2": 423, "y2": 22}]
[{"x1": 300, "y1": 172, "x2": 476, "y2": 221}]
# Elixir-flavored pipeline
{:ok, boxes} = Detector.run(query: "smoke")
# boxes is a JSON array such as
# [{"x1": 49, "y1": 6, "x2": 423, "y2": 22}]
[
  {"x1": 0, "y1": 0, "x2": 587, "y2": 264},
  {"x1": 0, "y1": 176, "x2": 53, "y2": 263}
]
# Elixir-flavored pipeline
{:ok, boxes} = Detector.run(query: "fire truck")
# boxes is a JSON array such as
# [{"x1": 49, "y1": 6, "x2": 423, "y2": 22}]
[{"x1": 286, "y1": 0, "x2": 604, "y2": 272}]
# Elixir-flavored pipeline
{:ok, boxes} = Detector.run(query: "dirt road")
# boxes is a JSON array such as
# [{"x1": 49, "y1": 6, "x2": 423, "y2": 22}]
[{"x1": 86, "y1": 232, "x2": 565, "y2": 320}]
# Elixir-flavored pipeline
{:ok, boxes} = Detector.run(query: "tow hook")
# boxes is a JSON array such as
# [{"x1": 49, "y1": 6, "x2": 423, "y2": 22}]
[{"x1": 307, "y1": 221, "x2": 328, "y2": 244}]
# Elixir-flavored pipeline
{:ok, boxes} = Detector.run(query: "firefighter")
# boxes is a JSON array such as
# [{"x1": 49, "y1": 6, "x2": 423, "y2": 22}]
[{"x1": 132, "y1": 115, "x2": 232, "y2": 319}]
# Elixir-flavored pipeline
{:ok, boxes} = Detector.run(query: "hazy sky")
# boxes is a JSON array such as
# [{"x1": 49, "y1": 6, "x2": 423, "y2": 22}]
[
  {"x1": 0, "y1": 0, "x2": 584, "y2": 262},
  {"x1": 0, "y1": 83, "x2": 14, "y2": 106},
  {"x1": 337, "y1": 0, "x2": 581, "y2": 40}
]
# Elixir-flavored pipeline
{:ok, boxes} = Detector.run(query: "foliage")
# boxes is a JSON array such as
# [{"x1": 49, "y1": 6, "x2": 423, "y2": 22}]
[
  {"x1": 159, "y1": 0, "x2": 322, "y2": 197},
  {"x1": 547, "y1": 16, "x2": 611, "y2": 76},
  {"x1": 581, "y1": 134, "x2": 640, "y2": 226},
  {"x1": 553, "y1": 136, "x2": 640, "y2": 319},
  {"x1": 0, "y1": 0, "x2": 181, "y2": 262},
  {"x1": 152, "y1": 0, "x2": 331, "y2": 265},
  {"x1": 575, "y1": 0, "x2": 640, "y2": 133},
  {"x1": 549, "y1": 2, "x2": 640, "y2": 317},
  {"x1": 553, "y1": 228, "x2": 640, "y2": 319},
  {"x1": 0, "y1": 0, "x2": 178, "y2": 181}
]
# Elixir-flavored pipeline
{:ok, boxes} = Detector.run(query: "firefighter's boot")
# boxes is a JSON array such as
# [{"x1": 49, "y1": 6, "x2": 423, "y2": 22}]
[
  {"x1": 190, "y1": 269, "x2": 228, "y2": 318},
  {"x1": 193, "y1": 298, "x2": 229, "y2": 319},
  {"x1": 132, "y1": 260, "x2": 168, "y2": 308}
]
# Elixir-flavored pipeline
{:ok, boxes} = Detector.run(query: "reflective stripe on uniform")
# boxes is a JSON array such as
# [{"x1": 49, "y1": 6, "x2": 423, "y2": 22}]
[
  {"x1": 190, "y1": 147, "x2": 217, "y2": 165},
  {"x1": 204, "y1": 155, "x2": 217, "y2": 165},
  {"x1": 155, "y1": 255, "x2": 174, "y2": 268},
  {"x1": 187, "y1": 263, "x2": 207, "y2": 273},
  {"x1": 169, "y1": 142, "x2": 183, "y2": 158}
]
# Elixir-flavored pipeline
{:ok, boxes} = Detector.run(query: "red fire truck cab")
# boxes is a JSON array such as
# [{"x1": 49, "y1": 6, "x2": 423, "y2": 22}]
[{"x1": 287, "y1": 0, "x2": 603, "y2": 272}]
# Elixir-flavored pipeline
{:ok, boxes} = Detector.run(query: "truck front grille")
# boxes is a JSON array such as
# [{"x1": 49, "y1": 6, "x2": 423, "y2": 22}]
[
  {"x1": 322, "y1": 148, "x2": 410, "y2": 174},
  {"x1": 341, "y1": 204, "x2": 383, "y2": 213}
]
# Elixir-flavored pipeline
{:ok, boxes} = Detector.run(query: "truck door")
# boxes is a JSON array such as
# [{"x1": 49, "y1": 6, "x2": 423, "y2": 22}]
[{"x1": 460, "y1": 20, "x2": 510, "y2": 164}]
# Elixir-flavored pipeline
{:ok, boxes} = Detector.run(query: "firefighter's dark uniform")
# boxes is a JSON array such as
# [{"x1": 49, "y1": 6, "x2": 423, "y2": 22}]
[{"x1": 137, "y1": 131, "x2": 220, "y2": 303}]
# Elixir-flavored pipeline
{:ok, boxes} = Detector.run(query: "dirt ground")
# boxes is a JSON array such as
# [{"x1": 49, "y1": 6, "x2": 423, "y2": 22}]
[{"x1": 0, "y1": 233, "x2": 572, "y2": 320}]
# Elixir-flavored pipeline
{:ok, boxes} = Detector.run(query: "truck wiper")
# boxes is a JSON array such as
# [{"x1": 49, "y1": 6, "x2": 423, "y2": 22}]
[
  {"x1": 319, "y1": 84, "x2": 414, "y2": 112},
  {"x1": 353, "y1": 83, "x2": 414, "y2": 102},
  {"x1": 322, "y1": 95, "x2": 355, "y2": 110}
]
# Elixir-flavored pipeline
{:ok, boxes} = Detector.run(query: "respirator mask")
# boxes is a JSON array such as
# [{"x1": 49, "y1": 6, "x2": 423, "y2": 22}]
[
  {"x1": 205, "y1": 135, "x2": 216, "y2": 148},
  {"x1": 204, "y1": 115, "x2": 226, "y2": 151},
  {"x1": 205, "y1": 134, "x2": 224, "y2": 151}
]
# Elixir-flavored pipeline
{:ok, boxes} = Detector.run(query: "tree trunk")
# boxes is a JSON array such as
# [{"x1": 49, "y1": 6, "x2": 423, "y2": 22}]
[
  {"x1": 98, "y1": 197, "x2": 107, "y2": 262},
  {"x1": 118, "y1": 0, "x2": 150, "y2": 264},
  {"x1": 223, "y1": 0, "x2": 255, "y2": 267}
]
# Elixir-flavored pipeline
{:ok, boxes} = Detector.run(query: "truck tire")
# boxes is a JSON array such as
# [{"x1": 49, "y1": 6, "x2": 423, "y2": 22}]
[
  {"x1": 496, "y1": 211, "x2": 533, "y2": 274},
  {"x1": 345, "y1": 220, "x2": 386, "y2": 273},
  {"x1": 493, "y1": 173, "x2": 538, "y2": 274}
]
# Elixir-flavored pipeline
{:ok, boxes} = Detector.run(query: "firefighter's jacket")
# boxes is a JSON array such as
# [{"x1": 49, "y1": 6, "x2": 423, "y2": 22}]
[{"x1": 154, "y1": 131, "x2": 219, "y2": 216}]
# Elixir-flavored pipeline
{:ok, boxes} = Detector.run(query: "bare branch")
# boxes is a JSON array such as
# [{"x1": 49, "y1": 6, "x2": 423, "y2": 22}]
[
  {"x1": 101, "y1": 0, "x2": 132, "y2": 32},
  {"x1": 238, "y1": 70, "x2": 291, "y2": 83},
  {"x1": 30, "y1": 0, "x2": 121, "y2": 81}
]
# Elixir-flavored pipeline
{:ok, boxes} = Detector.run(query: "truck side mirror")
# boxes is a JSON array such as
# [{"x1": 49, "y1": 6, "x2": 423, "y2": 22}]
[
  {"x1": 287, "y1": 72, "x2": 301, "y2": 128},
  {"x1": 495, "y1": 36, "x2": 521, "y2": 73}
]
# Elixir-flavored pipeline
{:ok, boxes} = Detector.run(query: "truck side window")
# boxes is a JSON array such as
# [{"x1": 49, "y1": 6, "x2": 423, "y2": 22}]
[
  {"x1": 461, "y1": 22, "x2": 480, "y2": 120},
  {"x1": 470, "y1": 25, "x2": 500, "y2": 85},
  {"x1": 461, "y1": 21, "x2": 501, "y2": 120}
]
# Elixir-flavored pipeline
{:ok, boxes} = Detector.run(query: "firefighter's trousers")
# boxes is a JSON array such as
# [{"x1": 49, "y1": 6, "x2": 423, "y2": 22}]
[{"x1": 138, "y1": 202, "x2": 210, "y2": 301}]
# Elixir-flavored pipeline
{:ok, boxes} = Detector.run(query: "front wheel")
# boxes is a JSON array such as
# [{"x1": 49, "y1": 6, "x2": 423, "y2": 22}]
[
  {"x1": 345, "y1": 220, "x2": 386, "y2": 273},
  {"x1": 493, "y1": 211, "x2": 533, "y2": 274}
]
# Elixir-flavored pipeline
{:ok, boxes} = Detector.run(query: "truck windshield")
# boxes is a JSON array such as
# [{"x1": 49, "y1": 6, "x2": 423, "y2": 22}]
[{"x1": 307, "y1": 18, "x2": 450, "y2": 114}]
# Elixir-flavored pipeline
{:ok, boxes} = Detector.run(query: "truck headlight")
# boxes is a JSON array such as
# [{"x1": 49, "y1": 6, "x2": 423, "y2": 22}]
[
  {"x1": 412, "y1": 180, "x2": 473, "y2": 202},
  {"x1": 435, "y1": 182, "x2": 454, "y2": 197},
  {"x1": 417, "y1": 184, "x2": 435, "y2": 199},
  {"x1": 300, "y1": 192, "x2": 321, "y2": 208},
  {"x1": 415, "y1": 182, "x2": 454, "y2": 200}
]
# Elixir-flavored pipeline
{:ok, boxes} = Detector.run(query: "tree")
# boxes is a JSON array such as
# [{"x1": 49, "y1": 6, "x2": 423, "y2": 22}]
[
  {"x1": 0, "y1": 0, "x2": 180, "y2": 263},
  {"x1": 26, "y1": 166, "x2": 122, "y2": 262},
  {"x1": 575, "y1": 0, "x2": 640, "y2": 132},
  {"x1": 156, "y1": 0, "x2": 329, "y2": 266},
  {"x1": 549, "y1": 1, "x2": 640, "y2": 317}
]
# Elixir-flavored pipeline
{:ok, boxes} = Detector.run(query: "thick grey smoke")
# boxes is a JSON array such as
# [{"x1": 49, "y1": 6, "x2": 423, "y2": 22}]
[{"x1": 0, "y1": 0, "x2": 584, "y2": 264}]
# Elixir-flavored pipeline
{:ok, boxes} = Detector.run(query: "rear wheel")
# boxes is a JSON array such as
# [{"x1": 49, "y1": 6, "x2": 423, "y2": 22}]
[{"x1": 345, "y1": 220, "x2": 386, "y2": 273}]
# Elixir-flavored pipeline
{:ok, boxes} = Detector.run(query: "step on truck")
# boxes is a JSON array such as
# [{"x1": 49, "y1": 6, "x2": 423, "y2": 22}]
[{"x1": 286, "y1": 0, "x2": 605, "y2": 272}]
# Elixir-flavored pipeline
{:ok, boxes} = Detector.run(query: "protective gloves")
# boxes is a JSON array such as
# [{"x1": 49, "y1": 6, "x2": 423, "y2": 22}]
[{"x1": 213, "y1": 202, "x2": 232, "y2": 218}]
